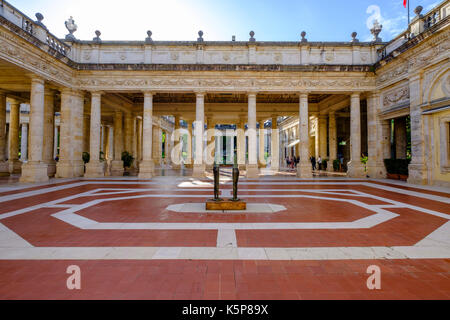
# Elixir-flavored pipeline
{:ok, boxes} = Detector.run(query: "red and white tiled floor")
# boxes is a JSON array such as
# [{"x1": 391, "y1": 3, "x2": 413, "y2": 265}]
[{"x1": 0, "y1": 176, "x2": 449, "y2": 299}]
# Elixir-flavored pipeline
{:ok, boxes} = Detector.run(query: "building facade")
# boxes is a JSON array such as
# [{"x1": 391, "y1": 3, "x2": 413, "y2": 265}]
[{"x1": 0, "y1": 0, "x2": 449, "y2": 186}]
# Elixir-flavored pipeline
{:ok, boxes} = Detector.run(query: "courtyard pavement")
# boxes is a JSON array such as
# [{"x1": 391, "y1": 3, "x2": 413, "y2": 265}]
[{"x1": 0, "y1": 173, "x2": 449, "y2": 299}]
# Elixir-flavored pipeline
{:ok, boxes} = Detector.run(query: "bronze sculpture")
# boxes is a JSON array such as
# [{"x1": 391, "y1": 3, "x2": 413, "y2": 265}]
[
  {"x1": 212, "y1": 161, "x2": 222, "y2": 201},
  {"x1": 231, "y1": 156, "x2": 240, "y2": 201}
]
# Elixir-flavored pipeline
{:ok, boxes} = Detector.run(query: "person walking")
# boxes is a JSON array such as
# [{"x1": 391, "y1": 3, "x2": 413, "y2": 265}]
[
  {"x1": 317, "y1": 156, "x2": 322, "y2": 171},
  {"x1": 310, "y1": 156, "x2": 316, "y2": 171}
]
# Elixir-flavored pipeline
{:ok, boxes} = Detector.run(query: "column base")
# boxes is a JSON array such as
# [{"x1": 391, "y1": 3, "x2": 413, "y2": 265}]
[
  {"x1": 8, "y1": 160, "x2": 22, "y2": 174},
  {"x1": 172, "y1": 163, "x2": 181, "y2": 170},
  {"x1": 56, "y1": 160, "x2": 84, "y2": 178},
  {"x1": 327, "y1": 160, "x2": 335, "y2": 173},
  {"x1": 110, "y1": 160, "x2": 124, "y2": 176},
  {"x1": 296, "y1": 163, "x2": 312, "y2": 178},
  {"x1": 138, "y1": 160, "x2": 155, "y2": 179},
  {"x1": 84, "y1": 161, "x2": 105, "y2": 178},
  {"x1": 367, "y1": 161, "x2": 386, "y2": 179},
  {"x1": 192, "y1": 164, "x2": 206, "y2": 178},
  {"x1": 347, "y1": 161, "x2": 366, "y2": 178},
  {"x1": 238, "y1": 164, "x2": 246, "y2": 171},
  {"x1": 245, "y1": 164, "x2": 259, "y2": 179},
  {"x1": 0, "y1": 161, "x2": 9, "y2": 175},
  {"x1": 20, "y1": 161, "x2": 49, "y2": 183},
  {"x1": 407, "y1": 163, "x2": 428, "y2": 185},
  {"x1": 46, "y1": 160, "x2": 56, "y2": 177}
]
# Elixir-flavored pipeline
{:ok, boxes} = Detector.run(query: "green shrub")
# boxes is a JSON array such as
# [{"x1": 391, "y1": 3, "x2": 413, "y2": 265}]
[
  {"x1": 82, "y1": 152, "x2": 90, "y2": 164},
  {"x1": 333, "y1": 159, "x2": 340, "y2": 171},
  {"x1": 121, "y1": 151, "x2": 134, "y2": 169}
]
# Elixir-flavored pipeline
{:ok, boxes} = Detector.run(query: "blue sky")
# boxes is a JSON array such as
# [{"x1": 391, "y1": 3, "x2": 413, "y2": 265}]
[{"x1": 8, "y1": 0, "x2": 442, "y2": 42}]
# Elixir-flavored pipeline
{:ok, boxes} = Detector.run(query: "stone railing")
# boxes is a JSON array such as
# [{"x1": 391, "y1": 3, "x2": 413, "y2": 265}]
[
  {"x1": 0, "y1": 0, "x2": 70, "y2": 56},
  {"x1": 378, "y1": 0, "x2": 450, "y2": 60}
]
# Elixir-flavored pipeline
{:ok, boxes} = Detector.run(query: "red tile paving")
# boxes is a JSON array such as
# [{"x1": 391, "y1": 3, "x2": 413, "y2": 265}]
[
  {"x1": 0, "y1": 179, "x2": 449, "y2": 299},
  {"x1": 0, "y1": 259, "x2": 449, "y2": 300}
]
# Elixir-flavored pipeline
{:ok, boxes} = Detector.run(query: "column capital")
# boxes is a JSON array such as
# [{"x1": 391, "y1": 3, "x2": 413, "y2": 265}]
[
  {"x1": 299, "y1": 92, "x2": 309, "y2": 100},
  {"x1": 367, "y1": 90, "x2": 381, "y2": 99},
  {"x1": 195, "y1": 91, "x2": 206, "y2": 97},
  {"x1": 351, "y1": 92, "x2": 361, "y2": 99},
  {"x1": 143, "y1": 91, "x2": 155, "y2": 97},
  {"x1": 29, "y1": 75, "x2": 45, "y2": 85},
  {"x1": 247, "y1": 91, "x2": 257, "y2": 97},
  {"x1": 60, "y1": 88, "x2": 84, "y2": 98},
  {"x1": 90, "y1": 91, "x2": 104, "y2": 97}
]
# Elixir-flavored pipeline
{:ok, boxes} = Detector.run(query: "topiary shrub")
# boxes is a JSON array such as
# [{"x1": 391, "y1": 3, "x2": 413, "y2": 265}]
[
  {"x1": 121, "y1": 151, "x2": 134, "y2": 169},
  {"x1": 333, "y1": 159, "x2": 340, "y2": 171},
  {"x1": 384, "y1": 159, "x2": 411, "y2": 176},
  {"x1": 82, "y1": 152, "x2": 90, "y2": 164}
]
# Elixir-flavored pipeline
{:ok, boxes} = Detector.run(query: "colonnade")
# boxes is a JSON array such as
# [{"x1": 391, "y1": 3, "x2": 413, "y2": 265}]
[{"x1": 0, "y1": 81, "x2": 391, "y2": 182}]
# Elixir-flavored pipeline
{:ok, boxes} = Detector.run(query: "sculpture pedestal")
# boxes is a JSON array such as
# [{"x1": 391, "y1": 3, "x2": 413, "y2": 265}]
[{"x1": 206, "y1": 199, "x2": 247, "y2": 211}]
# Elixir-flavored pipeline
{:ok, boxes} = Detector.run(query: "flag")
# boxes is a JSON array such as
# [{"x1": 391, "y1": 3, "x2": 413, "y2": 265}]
[{"x1": 403, "y1": 0, "x2": 407, "y2": 8}]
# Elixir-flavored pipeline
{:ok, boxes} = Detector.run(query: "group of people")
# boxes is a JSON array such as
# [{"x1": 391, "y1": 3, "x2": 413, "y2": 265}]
[
  {"x1": 309, "y1": 156, "x2": 324, "y2": 171},
  {"x1": 286, "y1": 156, "x2": 299, "y2": 169},
  {"x1": 285, "y1": 155, "x2": 325, "y2": 171}
]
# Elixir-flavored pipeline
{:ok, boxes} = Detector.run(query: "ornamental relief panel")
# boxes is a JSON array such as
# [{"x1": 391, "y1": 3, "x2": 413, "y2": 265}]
[
  {"x1": 382, "y1": 85, "x2": 410, "y2": 109},
  {"x1": 0, "y1": 32, "x2": 74, "y2": 85},
  {"x1": 74, "y1": 77, "x2": 375, "y2": 91}
]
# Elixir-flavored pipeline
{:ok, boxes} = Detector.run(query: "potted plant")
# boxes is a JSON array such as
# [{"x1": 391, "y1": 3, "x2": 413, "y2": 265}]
[
  {"x1": 121, "y1": 151, "x2": 134, "y2": 176},
  {"x1": 82, "y1": 152, "x2": 90, "y2": 173},
  {"x1": 333, "y1": 159, "x2": 339, "y2": 172}
]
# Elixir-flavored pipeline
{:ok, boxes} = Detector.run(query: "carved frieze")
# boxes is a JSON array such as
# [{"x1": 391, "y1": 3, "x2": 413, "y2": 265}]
[
  {"x1": 74, "y1": 76, "x2": 375, "y2": 91},
  {"x1": 383, "y1": 85, "x2": 410, "y2": 108},
  {"x1": 377, "y1": 63, "x2": 408, "y2": 85}
]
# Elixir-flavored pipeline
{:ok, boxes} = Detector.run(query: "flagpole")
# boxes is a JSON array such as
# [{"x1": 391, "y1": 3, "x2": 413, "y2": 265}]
[{"x1": 408, "y1": 0, "x2": 410, "y2": 25}]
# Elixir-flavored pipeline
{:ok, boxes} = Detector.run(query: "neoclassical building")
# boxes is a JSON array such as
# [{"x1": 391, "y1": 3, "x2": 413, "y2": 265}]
[{"x1": 0, "y1": 1, "x2": 449, "y2": 186}]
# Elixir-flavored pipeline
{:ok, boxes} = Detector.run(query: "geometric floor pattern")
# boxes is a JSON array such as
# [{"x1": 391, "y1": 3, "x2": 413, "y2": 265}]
[{"x1": 0, "y1": 177, "x2": 449, "y2": 299}]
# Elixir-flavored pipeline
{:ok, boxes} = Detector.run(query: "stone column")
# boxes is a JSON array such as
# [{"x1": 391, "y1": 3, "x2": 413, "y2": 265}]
[
  {"x1": 394, "y1": 117, "x2": 407, "y2": 159},
  {"x1": 172, "y1": 115, "x2": 181, "y2": 169},
  {"x1": 0, "y1": 93, "x2": 7, "y2": 173},
  {"x1": 43, "y1": 91, "x2": 55, "y2": 176},
  {"x1": 258, "y1": 120, "x2": 266, "y2": 167},
  {"x1": 53, "y1": 124, "x2": 58, "y2": 160},
  {"x1": 328, "y1": 112, "x2": 337, "y2": 172},
  {"x1": 8, "y1": 100, "x2": 21, "y2": 173},
  {"x1": 318, "y1": 115, "x2": 327, "y2": 162},
  {"x1": 237, "y1": 120, "x2": 246, "y2": 170},
  {"x1": 85, "y1": 92, "x2": 104, "y2": 177},
  {"x1": 367, "y1": 92, "x2": 388, "y2": 178},
  {"x1": 408, "y1": 74, "x2": 427, "y2": 184},
  {"x1": 83, "y1": 114, "x2": 90, "y2": 153},
  {"x1": 55, "y1": 89, "x2": 84, "y2": 179},
  {"x1": 246, "y1": 92, "x2": 259, "y2": 178},
  {"x1": 152, "y1": 119, "x2": 162, "y2": 166},
  {"x1": 124, "y1": 112, "x2": 133, "y2": 155},
  {"x1": 193, "y1": 93, "x2": 205, "y2": 177},
  {"x1": 206, "y1": 119, "x2": 215, "y2": 169},
  {"x1": 137, "y1": 117, "x2": 142, "y2": 163},
  {"x1": 271, "y1": 116, "x2": 279, "y2": 171},
  {"x1": 347, "y1": 93, "x2": 365, "y2": 177},
  {"x1": 186, "y1": 120, "x2": 193, "y2": 167},
  {"x1": 20, "y1": 78, "x2": 49, "y2": 182},
  {"x1": 131, "y1": 116, "x2": 138, "y2": 169},
  {"x1": 111, "y1": 111, "x2": 124, "y2": 176},
  {"x1": 138, "y1": 92, "x2": 155, "y2": 179},
  {"x1": 21, "y1": 123, "x2": 29, "y2": 162},
  {"x1": 297, "y1": 92, "x2": 312, "y2": 178}
]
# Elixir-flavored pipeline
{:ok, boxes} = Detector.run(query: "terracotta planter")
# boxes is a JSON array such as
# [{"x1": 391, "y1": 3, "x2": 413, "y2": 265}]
[{"x1": 386, "y1": 173, "x2": 399, "y2": 180}]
